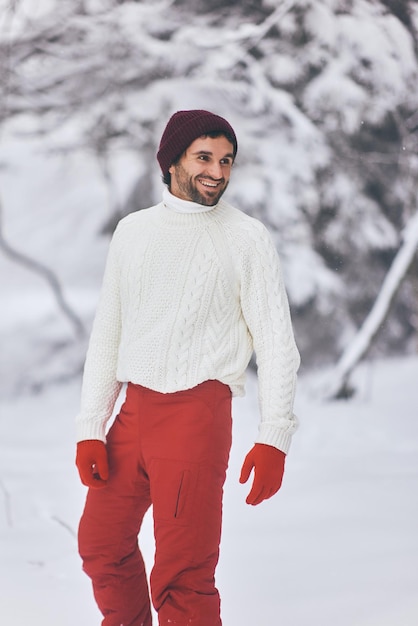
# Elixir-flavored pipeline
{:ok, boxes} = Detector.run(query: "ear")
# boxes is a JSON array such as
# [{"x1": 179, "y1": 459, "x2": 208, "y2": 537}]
[{"x1": 168, "y1": 163, "x2": 175, "y2": 175}]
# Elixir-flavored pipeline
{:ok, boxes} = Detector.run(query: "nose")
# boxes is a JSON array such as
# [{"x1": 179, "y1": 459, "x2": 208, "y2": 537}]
[{"x1": 206, "y1": 161, "x2": 223, "y2": 180}]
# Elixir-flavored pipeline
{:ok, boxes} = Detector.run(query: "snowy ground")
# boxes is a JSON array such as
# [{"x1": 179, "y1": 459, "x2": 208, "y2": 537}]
[{"x1": 0, "y1": 356, "x2": 417, "y2": 626}]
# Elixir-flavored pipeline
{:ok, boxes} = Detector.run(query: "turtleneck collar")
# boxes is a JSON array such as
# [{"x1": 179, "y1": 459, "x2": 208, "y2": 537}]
[{"x1": 163, "y1": 187, "x2": 219, "y2": 214}]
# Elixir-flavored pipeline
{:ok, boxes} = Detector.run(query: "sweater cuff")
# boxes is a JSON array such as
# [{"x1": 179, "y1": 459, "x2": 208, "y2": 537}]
[
  {"x1": 75, "y1": 418, "x2": 107, "y2": 443},
  {"x1": 256, "y1": 422, "x2": 293, "y2": 454}
]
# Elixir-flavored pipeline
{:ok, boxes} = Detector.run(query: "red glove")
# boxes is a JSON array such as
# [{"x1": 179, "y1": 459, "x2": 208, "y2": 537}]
[
  {"x1": 76, "y1": 440, "x2": 109, "y2": 489},
  {"x1": 239, "y1": 443, "x2": 286, "y2": 506}
]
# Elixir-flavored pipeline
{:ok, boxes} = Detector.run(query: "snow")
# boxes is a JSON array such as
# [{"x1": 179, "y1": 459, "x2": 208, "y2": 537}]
[
  {"x1": 325, "y1": 209, "x2": 418, "y2": 398},
  {"x1": 0, "y1": 119, "x2": 111, "y2": 289},
  {"x1": 304, "y1": 66, "x2": 368, "y2": 133},
  {"x1": 2, "y1": 0, "x2": 417, "y2": 366},
  {"x1": 1, "y1": 356, "x2": 417, "y2": 625},
  {"x1": 1, "y1": 3, "x2": 417, "y2": 619},
  {"x1": 302, "y1": 5, "x2": 417, "y2": 130}
]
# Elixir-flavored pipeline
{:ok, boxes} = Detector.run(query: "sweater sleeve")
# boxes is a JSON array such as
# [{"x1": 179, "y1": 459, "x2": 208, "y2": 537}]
[
  {"x1": 75, "y1": 226, "x2": 123, "y2": 442},
  {"x1": 239, "y1": 220, "x2": 300, "y2": 454}
]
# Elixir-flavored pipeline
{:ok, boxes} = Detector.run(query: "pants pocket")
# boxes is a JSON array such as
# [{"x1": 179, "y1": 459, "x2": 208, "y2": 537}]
[
  {"x1": 174, "y1": 469, "x2": 191, "y2": 518},
  {"x1": 150, "y1": 459, "x2": 198, "y2": 526}
]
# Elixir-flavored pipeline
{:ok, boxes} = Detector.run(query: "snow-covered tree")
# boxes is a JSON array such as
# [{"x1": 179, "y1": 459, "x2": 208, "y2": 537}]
[{"x1": 1, "y1": 0, "x2": 417, "y2": 393}]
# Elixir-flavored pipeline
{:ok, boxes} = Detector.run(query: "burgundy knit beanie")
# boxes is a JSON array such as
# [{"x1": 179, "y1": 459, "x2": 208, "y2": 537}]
[{"x1": 157, "y1": 109, "x2": 238, "y2": 176}]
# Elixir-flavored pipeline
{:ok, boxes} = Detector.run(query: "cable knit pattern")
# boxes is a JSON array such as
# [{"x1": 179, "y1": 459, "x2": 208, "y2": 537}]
[{"x1": 76, "y1": 191, "x2": 300, "y2": 452}]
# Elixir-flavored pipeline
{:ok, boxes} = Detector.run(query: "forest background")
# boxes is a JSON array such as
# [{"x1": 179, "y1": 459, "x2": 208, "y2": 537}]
[{"x1": 1, "y1": 0, "x2": 418, "y2": 399}]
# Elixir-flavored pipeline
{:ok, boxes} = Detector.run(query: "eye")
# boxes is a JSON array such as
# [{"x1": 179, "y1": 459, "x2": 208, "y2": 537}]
[
  {"x1": 220, "y1": 158, "x2": 232, "y2": 166},
  {"x1": 198, "y1": 155, "x2": 210, "y2": 161}
]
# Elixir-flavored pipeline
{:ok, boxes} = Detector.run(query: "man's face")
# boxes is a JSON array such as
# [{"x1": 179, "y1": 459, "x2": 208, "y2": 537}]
[{"x1": 169, "y1": 135, "x2": 234, "y2": 206}]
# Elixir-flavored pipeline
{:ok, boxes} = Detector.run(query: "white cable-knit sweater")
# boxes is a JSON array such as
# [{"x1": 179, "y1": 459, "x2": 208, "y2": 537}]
[{"x1": 76, "y1": 189, "x2": 300, "y2": 453}]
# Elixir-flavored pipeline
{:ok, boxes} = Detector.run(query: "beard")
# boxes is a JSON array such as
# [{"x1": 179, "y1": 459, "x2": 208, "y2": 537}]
[{"x1": 170, "y1": 162, "x2": 228, "y2": 206}]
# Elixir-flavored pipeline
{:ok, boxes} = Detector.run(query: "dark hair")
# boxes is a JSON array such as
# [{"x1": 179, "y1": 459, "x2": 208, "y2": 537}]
[{"x1": 162, "y1": 131, "x2": 236, "y2": 186}]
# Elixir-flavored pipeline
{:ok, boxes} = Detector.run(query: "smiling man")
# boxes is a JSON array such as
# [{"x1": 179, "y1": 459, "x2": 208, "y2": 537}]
[
  {"x1": 167, "y1": 134, "x2": 233, "y2": 205},
  {"x1": 75, "y1": 110, "x2": 300, "y2": 626}
]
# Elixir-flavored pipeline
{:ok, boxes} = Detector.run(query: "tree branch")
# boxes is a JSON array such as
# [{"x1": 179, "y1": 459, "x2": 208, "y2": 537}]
[
  {"x1": 0, "y1": 194, "x2": 85, "y2": 339},
  {"x1": 324, "y1": 207, "x2": 418, "y2": 399}
]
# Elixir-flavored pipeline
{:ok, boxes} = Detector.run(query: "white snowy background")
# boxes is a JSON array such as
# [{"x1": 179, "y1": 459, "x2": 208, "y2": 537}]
[
  {"x1": 1, "y1": 1, "x2": 417, "y2": 624},
  {"x1": 1, "y1": 359, "x2": 417, "y2": 626}
]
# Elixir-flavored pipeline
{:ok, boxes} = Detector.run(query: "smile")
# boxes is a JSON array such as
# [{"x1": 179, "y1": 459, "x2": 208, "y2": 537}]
[{"x1": 198, "y1": 178, "x2": 222, "y2": 188}]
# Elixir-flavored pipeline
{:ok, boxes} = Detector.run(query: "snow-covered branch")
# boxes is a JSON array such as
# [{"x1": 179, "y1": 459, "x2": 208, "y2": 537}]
[
  {"x1": 324, "y1": 209, "x2": 418, "y2": 399},
  {"x1": 0, "y1": 195, "x2": 85, "y2": 340}
]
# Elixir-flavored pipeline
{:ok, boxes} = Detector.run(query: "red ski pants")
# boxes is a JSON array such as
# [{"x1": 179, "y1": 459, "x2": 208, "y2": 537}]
[{"x1": 78, "y1": 380, "x2": 232, "y2": 626}]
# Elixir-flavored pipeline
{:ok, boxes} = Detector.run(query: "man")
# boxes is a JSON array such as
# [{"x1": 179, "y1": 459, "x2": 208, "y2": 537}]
[{"x1": 75, "y1": 109, "x2": 300, "y2": 626}]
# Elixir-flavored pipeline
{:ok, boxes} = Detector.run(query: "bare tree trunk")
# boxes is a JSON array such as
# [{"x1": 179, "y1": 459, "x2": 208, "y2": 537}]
[
  {"x1": 0, "y1": 195, "x2": 85, "y2": 339},
  {"x1": 325, "y1": 208, "x2": 418, "y2": 399}
]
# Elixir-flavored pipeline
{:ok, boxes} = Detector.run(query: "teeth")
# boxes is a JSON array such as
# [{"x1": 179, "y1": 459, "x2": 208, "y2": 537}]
[{"x1": 199, "y1": 179, "x2": 218, "y2": 187}]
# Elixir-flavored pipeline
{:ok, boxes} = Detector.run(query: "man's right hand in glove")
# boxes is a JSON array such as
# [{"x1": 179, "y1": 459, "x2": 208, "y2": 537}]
[{"x1": 76, "y1": 439, "x2": 109, "y2": 488}]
